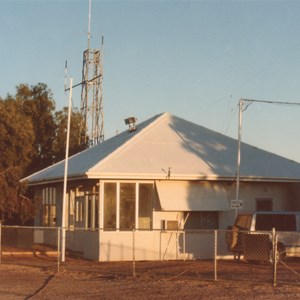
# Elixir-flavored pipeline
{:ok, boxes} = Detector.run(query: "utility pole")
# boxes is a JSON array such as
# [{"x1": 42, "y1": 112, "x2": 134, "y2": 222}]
[
  {"x1": 235, "y1": 99, "x2": 243, "y2": 217},
  {"x1": 62, "y1": 77, "x2": 73, "y2": 262},
  {"x1": 234, "y1": 98, "x2": 300, "y2": 216}
]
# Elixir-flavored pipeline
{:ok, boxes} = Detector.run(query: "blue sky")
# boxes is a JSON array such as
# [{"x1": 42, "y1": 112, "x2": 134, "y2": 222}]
[{"x1": 1, "y1": 0, "x2": 300, "y2": 162}]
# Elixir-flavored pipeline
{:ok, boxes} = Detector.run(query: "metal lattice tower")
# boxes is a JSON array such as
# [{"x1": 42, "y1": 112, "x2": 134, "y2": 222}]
[{"x1": 79, "y1": 0, "x2": 104, "y2": 147}]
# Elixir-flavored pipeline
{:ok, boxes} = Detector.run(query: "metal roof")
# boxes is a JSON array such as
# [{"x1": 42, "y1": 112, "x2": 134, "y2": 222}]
[{"x1": 24, "y1": 112, "x2": 300, "y2": 184}]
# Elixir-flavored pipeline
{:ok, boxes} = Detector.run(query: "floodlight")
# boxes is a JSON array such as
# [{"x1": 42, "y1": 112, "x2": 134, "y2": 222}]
[{"x1": 124, "y1": 117, "x2": 137, "y2": 132}]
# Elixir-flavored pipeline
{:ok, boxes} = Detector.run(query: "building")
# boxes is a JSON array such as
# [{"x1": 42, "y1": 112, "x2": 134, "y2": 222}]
[{"x1": 23, "y1": 112, "x2": 300, "y2": 260}]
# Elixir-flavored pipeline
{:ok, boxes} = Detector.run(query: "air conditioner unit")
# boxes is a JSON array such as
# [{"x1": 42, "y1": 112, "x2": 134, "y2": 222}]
[{"x1": 162, "y1": 220, "x2": 179, "y2": 230}]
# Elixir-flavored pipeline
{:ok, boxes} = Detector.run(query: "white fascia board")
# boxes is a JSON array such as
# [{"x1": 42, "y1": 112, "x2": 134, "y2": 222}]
[
  {"x1": 85, "y1": 172, "x2": 233, "y2": 181},
  {"x1": 238, "y1": 176, "x2": 300, "y2": 183},
  {"x1": 26, "y1": 174, "x2": 90, "y2": 186}
]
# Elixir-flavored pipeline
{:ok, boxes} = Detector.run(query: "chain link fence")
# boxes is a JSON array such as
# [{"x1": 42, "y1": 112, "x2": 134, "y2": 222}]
[
  {"x1": 219, "y1": 228, "x2": 300, "y2": 286},
  {"x1": 0, "y1": 225, "x2": 60, "y2": 269},
  {"x1": 0, "y1": 225, "x2": 299, "y2": 286}
]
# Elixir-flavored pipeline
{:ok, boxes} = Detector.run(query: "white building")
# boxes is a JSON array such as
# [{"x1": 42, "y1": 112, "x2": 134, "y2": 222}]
[{"x1": 24, "y1": 112, "x2": 300, "y2": 260}]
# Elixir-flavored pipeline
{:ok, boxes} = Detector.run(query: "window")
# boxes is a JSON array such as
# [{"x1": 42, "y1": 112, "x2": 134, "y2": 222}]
[
  {"x1": 120, "y1": 183, "x2": 135, "y2": 230},
  {"x1": 87, "y1": 193, "x2": 99, "y2": 229},
  {"x1": 69, "y1": 190, "x2": 75, "y2": 228},
  {"x1": 72, "y1": 185, "x2": 99, "y2": 229},
  {"x1": 255, "y1": 214, "x2": 296, "y2": 231},
  {"x1": 138, "y1": 184, "x2": 153, "y2": 229},
  {"x1": 75, "y1": 196, "x2": 84, "y2": 224},
  {"x1": 104, "y1": 183, "x2": 117, "y2": 230},
  {"x1": 103, "y1": 181, "x2": 154, "y2": 231},
  {"x1": 184, "y1": 212, "x2": 218, "y2": 230},
  {"x1": 235, "y1": 214, "x2": 252, "y2": 230},
  {"x1": 42, "y1": 187, "x2": 57, "y2": 227}
]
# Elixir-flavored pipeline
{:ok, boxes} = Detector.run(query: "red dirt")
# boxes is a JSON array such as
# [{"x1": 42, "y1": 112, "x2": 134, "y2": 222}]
[{"x1": 0, "y1": 255, "x2": 300, "y2": 299}]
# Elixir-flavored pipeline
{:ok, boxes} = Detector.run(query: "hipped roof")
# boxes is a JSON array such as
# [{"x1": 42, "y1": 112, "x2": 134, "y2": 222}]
[{"x1": 24, "y1": 112, "x2": 300, "y2": 185}]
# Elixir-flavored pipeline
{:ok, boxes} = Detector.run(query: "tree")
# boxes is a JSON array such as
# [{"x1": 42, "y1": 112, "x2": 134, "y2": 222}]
[
  {"x1": 0, "y1": 98, "x2": 35, "y2": 223},
  {"x1": 0, "y1": 98, "x2": 35, "y2": 171},
  {"x1": 0, "y1": 167, "x2": 34, "y2": 224},
  {"x1": 0, "y1": 83, "x2": 88, "y2": 224},
  {"x1": 16, "y1": 83, "x2": 56, "y2": 174},
  {"x1": 53, "y1": 108, "x2": 88, "y2": 162}
]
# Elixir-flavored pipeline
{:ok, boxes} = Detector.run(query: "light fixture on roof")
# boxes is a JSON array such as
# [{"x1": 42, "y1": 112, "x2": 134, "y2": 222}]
[{"x1": 124, "y1": 117, "x2": 137, "y2": 132}]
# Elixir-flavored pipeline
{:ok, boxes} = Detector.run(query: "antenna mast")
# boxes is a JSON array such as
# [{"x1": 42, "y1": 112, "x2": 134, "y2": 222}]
[{"x1": 80, "y1": 0, "x2": 104, "y2": 147}]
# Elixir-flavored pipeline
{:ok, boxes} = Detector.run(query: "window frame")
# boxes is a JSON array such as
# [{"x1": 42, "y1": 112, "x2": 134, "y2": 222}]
[
  {"x1": 42, "y1": 187, "x2": 57, "y2": 227},
  {"x1": 101, "y1": 180, "x2": 154, "y2": 231},
  {"x1": 72, "y1": 186, "x2": 99, "y2": 230}
]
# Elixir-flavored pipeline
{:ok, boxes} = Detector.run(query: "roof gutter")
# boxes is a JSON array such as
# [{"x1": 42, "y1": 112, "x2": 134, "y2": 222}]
[{"x1": 24, "y1": 172, "x2": 300, "y2": 187}]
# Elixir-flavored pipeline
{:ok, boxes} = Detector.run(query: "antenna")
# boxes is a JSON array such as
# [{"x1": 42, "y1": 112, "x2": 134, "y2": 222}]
[
  {"x1": 88, "y1": 0, "x2": 91, "y2": 50},
  {"x1": 79, "y1": 0, "x2": 104, "y2": 147},
  {"x1": 64, "y1": 60, "x2": 68, "y2": 92}
]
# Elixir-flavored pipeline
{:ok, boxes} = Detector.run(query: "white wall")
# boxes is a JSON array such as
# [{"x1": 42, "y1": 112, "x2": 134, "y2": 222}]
[
  {"x1": 66, "y1": 230, "x2": 100, "y2": 260},
  {"x1": 99, "y1": 230, "x2": 222, "y2": 262},
  {"x1": 153, "y1": 211, "x2": 185, "y2": 230},
  {"x1": 219, "y1": 181, "x2": 293, "y2": 229}
]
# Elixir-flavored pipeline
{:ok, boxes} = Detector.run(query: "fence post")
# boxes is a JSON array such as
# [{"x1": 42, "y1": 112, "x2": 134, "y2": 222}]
[
  {"x1": 57, "y1": 227, "x2": 61, "y2": 272},
  {"x1": 272, "y1": 228, "x2": 277, "y2": 287},
  {"x1": 176, "y1": 231, "x2": 178, "y2": 260},
  {"x1": 159, "y1": 230, "x2": 162, "y2": 261},
  {"x1": 214, "y1": 230, "x2": 217, "y2": 281},
  {"x1": 132, "y1": 229, "x2": 136, "y2": 278},
  {"x1": 0, "y1": 223, "x2": 2, "y2": 264},
  {"x1": 183, "y1": 231, "x2": 186, "y2": 261},
  {"x1": 61, "y1": 227, "x2": 66, "y2": 262}
]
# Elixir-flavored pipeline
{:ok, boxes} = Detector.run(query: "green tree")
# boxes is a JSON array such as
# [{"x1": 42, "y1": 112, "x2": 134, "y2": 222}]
[
  {"x1": 0, "y1": 98, "x2": 35, "y2": 223},
  {"x1": 53, "y1": 108, "x2": 88, "y2": 162},
  {"x1": 16, "y1": 83, "x2": 56, "y2": 174},
  {"x1": 0, "y1": 83, "x2": 88, "y2": 224},
  {"x1": 0, "y1": 167, "x2": 34, "y2": 224},
  {"x1": 0, "y1": 98, "x2": 35, "y2": 170}
]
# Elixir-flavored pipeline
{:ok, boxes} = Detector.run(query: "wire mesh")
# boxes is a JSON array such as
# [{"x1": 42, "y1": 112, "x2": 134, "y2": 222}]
[
  {"x1": 0, "y1": 225, "x2": 59, "y2": 269},
  {"x1": 0, "y1": 226, "x2": 299, "y2": 286}
]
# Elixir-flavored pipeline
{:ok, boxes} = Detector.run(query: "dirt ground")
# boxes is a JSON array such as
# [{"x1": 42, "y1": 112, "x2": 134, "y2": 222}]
[{"x1": 0, "y1": 255, "x2": 300, "y2": 299}]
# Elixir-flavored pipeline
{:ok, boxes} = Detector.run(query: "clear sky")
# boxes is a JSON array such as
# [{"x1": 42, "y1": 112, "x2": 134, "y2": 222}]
[{"x1": 1, "y1": 0, "x2": 300, "y2": 162}]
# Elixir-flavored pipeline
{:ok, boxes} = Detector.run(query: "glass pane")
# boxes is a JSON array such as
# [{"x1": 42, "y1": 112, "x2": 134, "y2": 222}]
[
  {"x1": 42, "y1": 189, "x2": 46, "y2": 204},
  {"x1": 75, "y1": 197, "x2": 84, "y2": 223},
  {"x1": 95, "y1": 195, "x2": 99, "y2": 228},
  {"x1": 104, "y1": 183, "x2": 117, "y2": 230},
  {"x1": 138, "y1": 184, "x2": 153, "y2": 229},
  {"x1": 120, "y1": 183, "x2": 135, "y2": 230},
  {"x1": 256, "y1": 214, "x2": 273, "y2": 230},
  {"x1": 75, "y1": 200, "x2": 79, "y2": 222},
  {"x1": 236, "y1": 214, "x2": 252, "y2": 230},
  {"x1": 50, "y1": 205, "x2": 56, "y2": 226},
  {"x1": 184, "y1": 212, "x2": 201, "y2": 229},
  {"x1": 256, "y1": 214, "x2": 296, "y2": 231},
  {"x1": 43, "y1": 205, "x2": 49, "y2": 226},
  {"x1": 86, "y1": 194, "x2": 99, "y2": 229},
  {"x1": 69, "y1": 190, "x2": 75, "y2": 227},
  {"x1": 184, "y1": 212, "x2": 218, "y2": 229},
  {"x1": 201, "y1": 212, "x2": 218, "y2": 229},
  {"x1": 87, "y1": 196, "x2": 93, "y2": 229},
  {"x1": 52, "y1": 188, "x2": 56, "y2": 204}
]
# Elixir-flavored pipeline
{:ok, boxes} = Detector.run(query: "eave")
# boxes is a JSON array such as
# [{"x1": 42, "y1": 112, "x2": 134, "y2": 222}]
[{"x1": 25, "y1": 172, "x2": 300, "y2": 187}]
